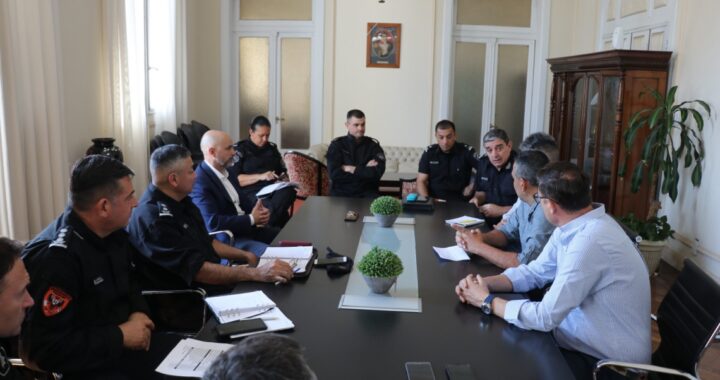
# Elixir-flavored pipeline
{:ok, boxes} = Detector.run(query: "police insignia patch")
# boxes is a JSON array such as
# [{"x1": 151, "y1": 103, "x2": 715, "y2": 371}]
[{"x1": 42, "y1": 287, "x2": 72, "y2": 317}]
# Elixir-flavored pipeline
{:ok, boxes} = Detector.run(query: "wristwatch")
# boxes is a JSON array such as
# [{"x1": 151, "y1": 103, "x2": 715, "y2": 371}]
[{"x1": 480, "y1": 294, "x2": 495, "y2": 315}]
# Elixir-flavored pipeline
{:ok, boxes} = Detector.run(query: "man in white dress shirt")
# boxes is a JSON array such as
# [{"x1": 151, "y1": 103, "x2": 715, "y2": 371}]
[{"x1": 455, "y1": 162, "x2": 650, "y2": 379}]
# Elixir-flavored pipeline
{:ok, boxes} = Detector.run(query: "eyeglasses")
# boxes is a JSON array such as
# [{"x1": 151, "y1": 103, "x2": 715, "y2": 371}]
[{"x1": 533, "y1": 192, "x2": 551, "y2": 203}]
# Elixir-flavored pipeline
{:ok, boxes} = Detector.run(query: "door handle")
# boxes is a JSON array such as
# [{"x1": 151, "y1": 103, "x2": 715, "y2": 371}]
[{"x1": 275, "y1": 116, "x2": 285, "y2": 122}]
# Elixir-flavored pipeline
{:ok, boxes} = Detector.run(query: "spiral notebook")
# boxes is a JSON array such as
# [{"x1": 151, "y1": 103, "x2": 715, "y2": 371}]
[{"x1": 205, "y1": 290, "x2": 294, "y2": 338}]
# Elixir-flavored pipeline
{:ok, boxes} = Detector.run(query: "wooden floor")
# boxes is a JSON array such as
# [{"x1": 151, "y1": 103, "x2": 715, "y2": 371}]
[{"x1": 652, "y1": 261, "x2": 720, "y2": 379}]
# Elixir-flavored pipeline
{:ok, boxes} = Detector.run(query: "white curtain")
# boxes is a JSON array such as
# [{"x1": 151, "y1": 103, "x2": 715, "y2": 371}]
[
  {"x1": 102, "y1": 0, "x2": 149, "y2": 194},
  {"x1": 147, "y1": 0, "x2": 187, "y2": 133},
  {"x1": 0, "y1": 0, "x2": 68, "y2": 240}
]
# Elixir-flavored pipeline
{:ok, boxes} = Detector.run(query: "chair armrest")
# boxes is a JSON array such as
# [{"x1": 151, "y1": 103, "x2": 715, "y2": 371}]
[
  {"x1": 594, "y1": 359, "x2": 698, "y2": 380},
  {"x1": 209, "y1": 230, "x2": 234, "y2": 245}
]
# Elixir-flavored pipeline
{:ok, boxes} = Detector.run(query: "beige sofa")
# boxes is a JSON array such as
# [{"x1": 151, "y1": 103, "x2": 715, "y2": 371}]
[{"x1": 307, "y1": 143, "x2": 424, "y2": 173}]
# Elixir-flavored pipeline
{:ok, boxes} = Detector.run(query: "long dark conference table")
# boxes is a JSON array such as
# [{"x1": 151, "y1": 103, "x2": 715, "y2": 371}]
[{"x1": 196, "y1": 196, "x2": 574, "y2": 380}]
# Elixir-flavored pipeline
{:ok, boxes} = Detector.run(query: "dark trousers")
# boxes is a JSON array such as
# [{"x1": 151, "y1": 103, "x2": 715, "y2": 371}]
[
  {"x1": 62, "y1": 332, "x2": 182, "y2": 380},
  {"x1": 240, "y1": 186, "x2": 296, "y2": 228},
  {"x1": 560, "y1": 348, "x2": 628, "y2": 380}
]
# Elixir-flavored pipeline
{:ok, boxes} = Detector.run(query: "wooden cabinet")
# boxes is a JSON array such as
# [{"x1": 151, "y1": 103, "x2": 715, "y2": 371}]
[{"x1": 547, "y1": 50, "x2": 671, "y2": 218}]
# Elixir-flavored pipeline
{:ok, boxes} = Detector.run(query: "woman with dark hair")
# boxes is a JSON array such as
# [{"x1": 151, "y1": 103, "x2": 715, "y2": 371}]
[{"x1": 233, "y1": 116, "x2": 296, "y2": 228}]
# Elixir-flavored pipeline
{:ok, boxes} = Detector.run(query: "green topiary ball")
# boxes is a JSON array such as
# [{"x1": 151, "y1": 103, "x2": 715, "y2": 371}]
[
  {"x1": 370, "y1": 196, "x2": 402, "y2": 216},
  {"x1": 357, "y1": 246, "x2": 403, "y2": 278}
]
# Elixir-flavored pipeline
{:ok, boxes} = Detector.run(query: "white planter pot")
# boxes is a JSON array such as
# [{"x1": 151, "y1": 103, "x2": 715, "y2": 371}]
[{"x1": 638, "y1": 239, "x2": 666, "y2": 275}]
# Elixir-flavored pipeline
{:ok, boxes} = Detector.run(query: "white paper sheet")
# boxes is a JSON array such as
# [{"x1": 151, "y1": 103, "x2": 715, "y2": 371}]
[
  {"x1": 433, "y1": 245, "x2": 470, "y2": 261},
  {"x1": 259, "y1": 246, "x2": 313, "y2": 274},
  {"x1": 256, "y1": 182, "x2": 297, "y2": 198},
  {"x1": 155, "y1": 338, "x2": 233, "y2": 378},
  {"x1": 444, "y1": 216, "x2": 484, "y2": 228}
]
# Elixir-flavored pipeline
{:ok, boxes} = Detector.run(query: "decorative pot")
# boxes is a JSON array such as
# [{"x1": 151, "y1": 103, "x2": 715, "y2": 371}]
[
  {"x1": 373, "y1": 213, "x2": 398, "y2": 228},
  {"x1": 638, "y1": 239, "x2": 666, "y2": 275},
  {"x1": 86, "y1": 137, "x2": 124, "y2": 162},
  {"x1": 362, "y1": 275, "x2": 398, "y2": 294}
]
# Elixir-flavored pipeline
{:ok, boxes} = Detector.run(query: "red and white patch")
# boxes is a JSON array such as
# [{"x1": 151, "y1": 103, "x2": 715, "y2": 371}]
[{"x1": 42, "y1": 287, "x2": 72, "y2": 317}]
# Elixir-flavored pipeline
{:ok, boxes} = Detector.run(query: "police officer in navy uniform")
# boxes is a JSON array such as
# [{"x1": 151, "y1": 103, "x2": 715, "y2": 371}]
[
  {"x1": 233, "y1": 116, "x2": 296, "y2": 228},
  {"x1": 0, "y1": 238, "x2": 34, "y2": 380},
  {"x1": 21, "y1": 155, "x2": 174, "y2": 379},
  {"x1": 470, "y1": 128, "x2": 518, "y2": 226},
  {"x1": 127, "y1": 145, "x2": 293, "y2": 294},
  {"x1": 326, "y1": 109, "x2": 386, "y2": 198},
  {"x1": 417, "y1": 120, "x2": 477, "y2": 202}
]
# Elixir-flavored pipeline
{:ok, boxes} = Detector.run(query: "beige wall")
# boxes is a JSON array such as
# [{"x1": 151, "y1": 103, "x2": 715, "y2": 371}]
[
  {"x1": 660, "y1": 0, "x2": 720, "y2": 278},
  {"x1": 332, "y1": 0, "x2": 435, "y2": 147},
  {"x1": 187, "y1": 0, "x2": 222, "y2": 129},
  {"x1": 57, "y1": 0, "x2": 106, "y2": 165}
]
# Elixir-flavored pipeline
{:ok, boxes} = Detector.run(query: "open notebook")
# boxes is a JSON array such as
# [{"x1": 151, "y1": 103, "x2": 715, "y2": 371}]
[
  {"x1": 259, "y1": 246, "x2": 315, "y2": 277},
  {"x1": 205, "y1": 290, "x2": 294, "y2": 338}
]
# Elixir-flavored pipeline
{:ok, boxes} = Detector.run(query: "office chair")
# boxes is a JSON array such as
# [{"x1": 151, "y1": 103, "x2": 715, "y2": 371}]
[
  {"x1": 177, "y1": 121, "x2": 209, "y2": 168},
  {"x1": 283, "y1": 151, "x2": 330, "y2": 198},
  {"x1": 142, "y1": 288, "x2": 207, "y2": 336},
  {"x1": 593, "y1": 259, "x2": 720, "y2": 380}
]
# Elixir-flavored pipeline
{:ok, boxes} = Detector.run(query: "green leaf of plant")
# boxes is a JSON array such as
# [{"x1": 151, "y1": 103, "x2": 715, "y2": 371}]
[
  {"x1": 665, "y1": 86, "x2": 677, "y2": 108},
  {"x1": 648, "y1": 107, "x2": 664, "y2": 131},
  {"x1": 689, "y1": 108, "x2": 705, "y2": 132},
  {"x1": 692, "y1": 163, "x2": 702, "y2": 187},
  {"x1": 631, "y1": 164, "x2": 644, "y2": 193},
  {"x1": 696, "y1": 99, "x2": 711, "y2": 117}
]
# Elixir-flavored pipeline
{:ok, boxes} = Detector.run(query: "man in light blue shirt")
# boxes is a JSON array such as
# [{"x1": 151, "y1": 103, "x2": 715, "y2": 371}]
[
  {"x1": 455, "y1": 150, "x2": 554, "y2": 268},
  {"x1": 455, "y1": 162, "x2": 651, "y2": 379}
]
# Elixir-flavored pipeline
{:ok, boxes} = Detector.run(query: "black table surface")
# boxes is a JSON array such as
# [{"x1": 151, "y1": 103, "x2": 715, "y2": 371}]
[{"x1": 196, "y1": 196, "x2": 574, "y2": 380}]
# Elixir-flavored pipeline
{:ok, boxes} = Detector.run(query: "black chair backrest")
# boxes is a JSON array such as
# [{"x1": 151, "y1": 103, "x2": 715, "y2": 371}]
[
  {"x1": 160, "y1": 131, "x2": 183, "y2": 146},
  {"x1": 177, "y1": 122, "x2": 209, "y2": 168},
  {"x1": 150, "y1": 135, "x2": 163, "y2": 154},
  {"x1": 654, "y1": 259, "x2": 720, "y2": 375}
]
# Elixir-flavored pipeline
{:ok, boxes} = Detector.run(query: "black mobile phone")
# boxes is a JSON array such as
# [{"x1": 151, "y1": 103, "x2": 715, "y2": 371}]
[
  {"x1": 405, "y1": 362, "x2": 436, "y2": 380},
  {"x1": 445, "y1": 364, "x2": 475, "y2": 380},
  {"x1": 314, "y1": 257, "x2": 348, "y2": 266},
  {"x1": 216, "y1": 318, "x2": 267, "y2": 337}
]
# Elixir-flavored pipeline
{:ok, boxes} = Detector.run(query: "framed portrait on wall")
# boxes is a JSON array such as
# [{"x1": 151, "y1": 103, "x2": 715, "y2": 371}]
[{"x1": 366, "y1": 23, "x2": 401, "y2": 68}]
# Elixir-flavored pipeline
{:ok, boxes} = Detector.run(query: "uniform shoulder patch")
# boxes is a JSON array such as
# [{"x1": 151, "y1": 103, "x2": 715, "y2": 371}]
[
  {"x1": 42, "y1": 286, "x2": 72, "y2": 317},
  {"x1": 48, "y1": 226, "x2": 72, "y2": 249},
  {"x1": 268, "y1": 141, "x2": 277, "y2": 148},
  {"x1": 157, "y1": 202, "x2": 174, "y2": 217}
]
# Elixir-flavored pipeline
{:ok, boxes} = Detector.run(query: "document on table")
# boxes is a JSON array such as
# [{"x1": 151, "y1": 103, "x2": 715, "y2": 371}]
[
  {"x1": 155, "y1": 338, "x2": 233, "y2": 377},
  {"x1": 433, "y1": 245, "x2": 470, "y2": 261},
  {"x1": 259, "y1": 246, "x2": 313, "y2": 274},
  {"x1": 445, "y1": 216, "x2": 484, "y2": 228},
  {"x1": 204, "y1": 290, "x2": 295, "y2": 337},
  {"x1": 256, "y1": 181, "x2": 298, "y2": 198}
]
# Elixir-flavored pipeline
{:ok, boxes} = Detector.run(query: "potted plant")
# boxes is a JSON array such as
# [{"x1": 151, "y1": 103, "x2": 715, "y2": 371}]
[
  {"x1": 357, "y1": 246, "x2": 404, "y2": 294},
  {"x1": 620, "y1": 213, "x2": 674, "y2": 274},
  {"x1": 370, "y1": 196, "x2": 402, "y2": 227},
  {"x1": 619, "y1": 85, "x2": 711, "y2": 271}
]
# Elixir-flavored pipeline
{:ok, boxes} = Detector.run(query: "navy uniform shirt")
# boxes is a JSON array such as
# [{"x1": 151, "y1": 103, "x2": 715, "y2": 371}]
[
  {"x1": 418, "y1": 142, "x2": 476, "y2": 201},
  {"x1": 475, "y1": 151, "x2": 518, "y2": 224},
  {"x1": 326, "y1": 134, "x2": 386, "y2": 197},
  {"x1": 0, "y1": 345, "x2": 21, "y2": 380},
  {"x1": 127, "y1": 185, "x2": 224, "y2": 292},
  {"x1": 21, "y1": 207, "x2": 149, "y2": 375},
  {"x1": 232, "y1": 139, "x2": 287, "y2": 195}
]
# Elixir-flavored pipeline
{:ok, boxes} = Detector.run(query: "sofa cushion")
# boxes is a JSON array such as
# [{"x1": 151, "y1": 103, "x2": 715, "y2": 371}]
[{"x1": 307, "y1": 143, "x2": 423, "y2": 174}]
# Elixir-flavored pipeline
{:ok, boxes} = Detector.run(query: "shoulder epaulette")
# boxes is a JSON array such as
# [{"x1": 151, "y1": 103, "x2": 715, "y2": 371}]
[
  {"x1": 268, "y1": 141, "x2": 277, "y2": 148},
  {"x1": 157, "y1": 202, "x2": 174, "y2": 218},
  {"x1": 48, "y1": 226, "x2": 73, "y2": 249}
]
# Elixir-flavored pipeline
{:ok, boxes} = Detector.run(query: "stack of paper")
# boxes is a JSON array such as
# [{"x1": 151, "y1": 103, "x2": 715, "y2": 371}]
[
  {"x1": 259, "y1": 246, "x2": 313, "y2": 274},
  {"x1": 156, "y1": 338, "x2": 233, "y2": 377},
  {"x1": 445, "y1": 215, "x2": 484, "y2": 228},
  {"x1": 256, "y1": 181, "x2": 298, "y2": 198},
  {"x1": 205, "y1": 290, "x2": 295, "y2": 338}
]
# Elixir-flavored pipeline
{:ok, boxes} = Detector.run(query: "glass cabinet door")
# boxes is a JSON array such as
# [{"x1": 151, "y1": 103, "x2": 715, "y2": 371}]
[
  {"x1": 595, "y1": 76, "x2": 621, "y2": 206},
  {"x1": 583, "y1": 77, "x2": 600, "y2": 184},
  {"x1": 569, "y1": 77, "x2": 586, "y2": 166}
]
